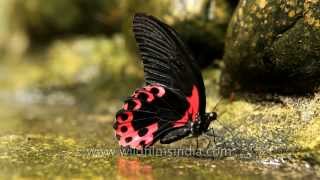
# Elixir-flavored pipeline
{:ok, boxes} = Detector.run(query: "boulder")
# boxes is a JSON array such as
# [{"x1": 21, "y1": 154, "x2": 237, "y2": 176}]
[{"x1": 223, "y1": 0, "x2": 320, "y2": 93}]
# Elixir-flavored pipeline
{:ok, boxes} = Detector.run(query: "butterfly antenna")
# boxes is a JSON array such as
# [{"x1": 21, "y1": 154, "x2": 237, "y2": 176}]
[
  {"x1": 203, "y1": 97, "x2": 224, "y2": 146},
  {"x1": 212, "y1": 97, "x2": 223, "y2": 112},
  {"x1": 210, "y1": 97, "x2": 238, "y2": 143}
]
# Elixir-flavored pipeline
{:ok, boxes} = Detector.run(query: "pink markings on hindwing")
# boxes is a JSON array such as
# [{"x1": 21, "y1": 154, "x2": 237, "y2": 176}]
[
  {"x1": 144, "y1": 84, "x2": 165, "y2": 97},
  {"x1": 115, "y1": 84, "x2": 200, "y2": 149},
  {"x1": 123, "y1": 99, "x2": 142, "y2": 111},
  {"x1": 132, "y1": 90, "x2": 154, "y2": 102},
  {"x1": 115, "y1": 84, "x2": 171, "y2": 149},
  {"x1": 130, "y1": 83, "x2": 166, "y2": 104},
  {"x1": 116, "y1": 123, "x2": 158, "y2": 150},
  {"x1": 116, "y1": 111, "x2": 133, "y2": 123}
]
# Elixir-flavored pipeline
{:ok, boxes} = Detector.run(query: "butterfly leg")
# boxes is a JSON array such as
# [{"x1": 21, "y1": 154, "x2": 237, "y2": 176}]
[
  {"x1": 196, "y1": 137, "x2": 199, "y2": 151},
  {"x1": 160, "y1": 127, "x2": 191, "y2": 144},
  {"x1": 210, "y1": 128, "x2": 217, "y2": 145}
]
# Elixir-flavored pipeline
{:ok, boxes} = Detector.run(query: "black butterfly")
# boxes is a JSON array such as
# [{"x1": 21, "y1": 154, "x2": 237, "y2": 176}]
[{"x1": 113, "y1": 13, "x2": 217, "y2": 150}]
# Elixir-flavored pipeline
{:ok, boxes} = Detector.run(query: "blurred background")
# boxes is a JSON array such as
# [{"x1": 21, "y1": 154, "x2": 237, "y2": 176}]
[
  {"x1": 0, "y1": 0, "x2": 237, "y2": 116},
  {"x1": 0, "y1": 0, "x2": 237, "y2": 111},
  {"x1": 2, "y1": 1, "x2": 320, "y2": 179},
  {"x1": 0, "y1": 0, "x2": 242, "y2": 143}
]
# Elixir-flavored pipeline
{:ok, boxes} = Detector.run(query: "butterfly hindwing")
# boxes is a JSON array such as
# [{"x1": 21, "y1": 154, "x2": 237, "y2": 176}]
[{"x1": 114, "y1": 84, "x2": 191, "y2": 149}]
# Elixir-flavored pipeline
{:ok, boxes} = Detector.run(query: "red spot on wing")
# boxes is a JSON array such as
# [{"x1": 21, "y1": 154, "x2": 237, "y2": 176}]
[
  {"x1": 173, "y1": 85, "x2": 199, "y2": 128},
  {"x1": 187, "y1": 86, "x2": 200, "y2": 121}
]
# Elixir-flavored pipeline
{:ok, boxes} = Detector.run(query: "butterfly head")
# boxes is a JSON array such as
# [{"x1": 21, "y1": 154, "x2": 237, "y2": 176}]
[
  {"x1": 207, "y1": 112, "x2": 217, "y2": 122},
  {"x1": 201, "y1": 112, "x2": 217, "y2": 132}
]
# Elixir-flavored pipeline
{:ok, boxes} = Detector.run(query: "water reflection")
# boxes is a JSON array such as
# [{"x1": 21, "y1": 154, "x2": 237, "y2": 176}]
[{"x1": 117, "y1": 157, "x2": 154, "y2": 180}]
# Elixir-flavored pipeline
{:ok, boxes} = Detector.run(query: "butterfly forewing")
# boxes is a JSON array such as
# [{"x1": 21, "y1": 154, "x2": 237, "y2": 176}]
[{"x1": 133, "y1": 14, "x2": 206, "y2": 113}]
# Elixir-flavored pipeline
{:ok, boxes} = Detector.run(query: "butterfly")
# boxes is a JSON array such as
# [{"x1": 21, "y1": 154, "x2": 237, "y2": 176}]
[{"x1": 113, "y1": 13, "x2": 217, "y2": 150}]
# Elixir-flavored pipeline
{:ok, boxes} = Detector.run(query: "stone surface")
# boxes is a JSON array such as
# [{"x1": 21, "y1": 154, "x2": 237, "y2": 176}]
[{"x1": 223, "y1": 0, "x2": 320, "y2": 93}]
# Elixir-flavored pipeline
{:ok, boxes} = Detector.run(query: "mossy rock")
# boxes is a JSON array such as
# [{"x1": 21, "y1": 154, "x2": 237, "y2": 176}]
[
  {"x1": 223, "y1": 0, "x2": 320, "y2": 93},
  {"x1": 122, "y1": 0, "x2": 235, "y2": 68},
  {"x1": 211, "y1": 93, "x2": 320, "y2": 159}
]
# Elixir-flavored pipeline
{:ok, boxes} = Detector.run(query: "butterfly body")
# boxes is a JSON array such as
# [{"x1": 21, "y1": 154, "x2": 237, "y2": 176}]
[{"x1": 113, "y1": 14, "x2": 217, "y2": 150}]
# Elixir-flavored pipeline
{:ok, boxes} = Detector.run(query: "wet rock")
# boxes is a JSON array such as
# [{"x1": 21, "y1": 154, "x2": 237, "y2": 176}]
[{"x1": 223, "y1": 0, "x2": 320, "y2": 93}]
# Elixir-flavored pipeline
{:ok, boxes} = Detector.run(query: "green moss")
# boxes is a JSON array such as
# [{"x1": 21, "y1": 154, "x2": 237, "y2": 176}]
[
  {"x1": 0, "y1": 134, "x2": 117, "y2": 178},
  {"x1": 296, "y1": 117, "x2": 320, "y2": 151},
  {"x1": 210, "y1": 92, "x2": 320, "y2": 155}
]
